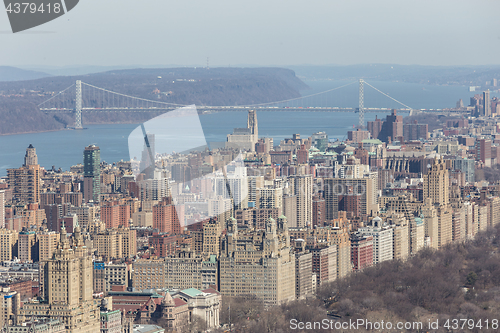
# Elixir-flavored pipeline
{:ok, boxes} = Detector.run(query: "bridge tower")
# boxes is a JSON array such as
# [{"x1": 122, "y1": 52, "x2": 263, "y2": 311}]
[
  {"x1": 358, "y1": 79, "x2": 364, "y2": 128},
  {"x1": 75, "y1": 80, "x2": 83, "y2": 130}
]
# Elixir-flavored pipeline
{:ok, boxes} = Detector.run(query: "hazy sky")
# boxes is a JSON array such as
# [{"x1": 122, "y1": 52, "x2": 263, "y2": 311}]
[{"x1": 1, "y1": 0, "x2": 500, "y2": 68}]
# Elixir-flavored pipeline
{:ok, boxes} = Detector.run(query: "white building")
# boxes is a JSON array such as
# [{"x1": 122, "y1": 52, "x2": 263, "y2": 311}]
[{"x1": 358, "y1": 216, "x2": 393, "y2": 264}]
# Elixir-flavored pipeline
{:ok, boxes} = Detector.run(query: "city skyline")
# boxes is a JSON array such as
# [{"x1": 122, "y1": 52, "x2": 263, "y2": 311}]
[
  {"x1": 6, "y1": 0, "x2": 500, "y2": 331},
  {"x1": 1, "y1": 104, "x2": 500, "y2": 331}
]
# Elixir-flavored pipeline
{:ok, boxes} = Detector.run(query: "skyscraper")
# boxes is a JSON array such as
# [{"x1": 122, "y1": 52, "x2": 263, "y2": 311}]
[
  {"x1": 0, "y1": 229, "x2": 18, "y2": 261},
  {"x1": 311, "y1": 132, "x2": 328, "y2": 152},
  {"x1": 219, "y1": 217, "x2": 295, "y2": 305},
  {"x1": 153, "y1": 197, "x2": 182, "y2": 234},
  {"x1": 289, "y1": 175, "x2": 313, "y2": 228},
  {"x1": 379, "y1": 109, "x2": 403, "y2": 143},
  {"x1": 83, "y1": 145, "x2": 101, "y2": 203},
  {"x1": 227, "y1": 109, "x2": 259, "y2": 151},
  {"x1": 24, "y1": 144, "x2": 38, "y2": 166},
  {"x1": 0, "y1": 190, "x2": 4, "y2": 228},
  {"x1": 0, "y1": 288, "x2": 20, "y2": 328},
  {"x1": 324, "y1": 176, "x2": 378, "y2": 220},
  {"x1": 484, "y1": 90, "x2": 491, "y2": 116},
  {"x1": 475, "y1": 138, "x2": 492, "y2": 167},
  {"x1": 423, "y1": 159, "x2": 453, "y2": 249},
  {"x1": 18, "y1": 229, "x2": 37, "y2": 262},
  {"x1": 423, "y1": 158, "x2": 449, "y2": 207},
  {"x1": 139, "y1": 133, "x2": 155, "y2": 179},
  {"x1": 247, "y1": 109, "x2": 258, "y2": 143},
  {"x1": 20, "y1": 225, "x2": 100, "y2": 332},
  {"x1": 7, "y1": 145, "x2": 41, "y2": 204}
]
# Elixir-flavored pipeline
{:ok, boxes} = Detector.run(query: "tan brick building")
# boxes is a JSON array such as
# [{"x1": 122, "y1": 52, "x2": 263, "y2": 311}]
[
  {"x1": 20, "y1": 226, "x2": 100, "y2": 332},
  {"x1": 0, "y1": 229, "x2": 18, "y2": 261},
  {"x1": 38, "y1": 230, "x2": 59, "y2": 262},
  {"x1": 219, "y1": 216, "x2": 295, "y2": 305}
]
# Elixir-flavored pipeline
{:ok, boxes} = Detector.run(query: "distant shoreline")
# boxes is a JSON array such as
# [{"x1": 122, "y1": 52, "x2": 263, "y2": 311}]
[
  {"x1": 0, "y1": 127, "x2": 68, "y2": 136},
  {"x1": 0, "y1": 121, "x2": 143, "y2": 136}
]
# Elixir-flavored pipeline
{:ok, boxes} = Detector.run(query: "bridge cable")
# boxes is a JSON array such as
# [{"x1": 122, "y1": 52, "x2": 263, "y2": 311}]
[
  {"x1": 37, "y1": 84, "x2": 75, "y2": 107},
  {"x1": 363, "y1": 81, "x2": 413, "y2": 110},
  {"x1": 237, "y1": 81, "x2": 357, "y2": 108},
  {"x1": 80, "y1": 82, "x2": 188, "y2": 107}
]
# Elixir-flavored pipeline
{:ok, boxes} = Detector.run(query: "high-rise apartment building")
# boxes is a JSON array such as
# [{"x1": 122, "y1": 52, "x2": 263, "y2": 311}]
[
  {"x1": 379, "y1": 109, "x2": 403, "y2": 142},
  {"x1": 83, "y1": 145, "x2": 101, "y2": 203},
  {"x1": 94, "y1": 229, "x2": 123, "y2": 261},
  {"x1": 208, "y1": 196, "x2": 233, "y2": 224},
  {"x1": 70, "y1": 204, "x2": 98, "y2": 230},
  {"x1": 475, "y1": 139, "x2": 492, "y2": 167},
  {"x1": 0, "y1": 288, "x2": 20, "y2": 328},
  {"x1": 422, "y1": 199, "x2": 439, "y2": 249},
  {"x1": 38, "y1": 230, "x2": 59, "y2": 262},
  {"x1": 348, "y1": 129, "x2": 371, "y2": 143},
  {"x1": 386, "y1": 213, "x2": 409, "y2": 261},
  {"x1": 247, "y1": 175, "x2": 264, "y2": 204},
  {"x1": 214, "y1": 167, "x2": 248, "y2": 211},
  {"x1": 310, "y1": 245, "x2": 337, "y2": 286},
  {"x1": 454, "y1": 157, "x2": 475, "y2": 183},
  {"x1": 296, "y1": 144, "x2": 309, "y2": 164},
  {"x1": 311, "y1": 132, "x2": 328, "y2": 152},
  {"x1": 423, "y1": 158, "x2": 449, "y2": 207},
  {"x1": 20, "y1": 226, "x2": 100, "y2": 332},
  {"x1": 312, "y1": 195, "x2": 326, "y2": 227},
  {"x1": 358, "y1": 217, "x2": 394, "y2": 265},
  {"x1": 295, "y1": 252, "x2": 314, "y2": 299},
  {"x1": 153, "y1": 197, "x2": 182, "y2": 234},
  {"x1": 7, "y1": 145, "x2": 41, "y2": 204},
  {"x1": 116, "y1": 226, "x2": 137, "y2": 258},
  {"x1": 350, "y1": 233, "x2": 373, "y2": 271},
  {"x1": 256, "y1": 187, "x2": 283, "y2": 213},
  {"x1": 403, "y1": 122, "x2": 429, "y2": 141},
  {"x1": 330, "y1": 212, "x2": 352, "y2": 279},
  {"x1": 484, "y1": 90, "x2": 491, "y2": 116},
  {"x1": 24, "y1": 144, "x2": 37, "y2": 166},
  {"x1": 0, "y1": 190, "x2": 5, "y2": 228},
  {"x1": 132, "y1": 250, "x2": 217, "y2": 291},
  {"x1": 219, "y1": 216, "x2": 295, "y2": 305},
  {"x1": 247, "y1": 109, "x2": 258, "y2": 144},
  {"x1": 136, "y1": 176, "x2": 169, "y2": 202},
  {"x1": 226, "y1": 110, "x2": 258, "y2": 151},
  {"x1": 367, "y1": 110, "x2": 403, "y2": 143},
  {"x1": 18, "y1": 229, "x2": 37, "y2": 262},
  {"x1": 94, "y1": 262, "x2": 131, "y2": 293},
  {"x1": 289, "y1": 175, "x2": 313, "y2": 228},
  {"x1": 101, "y1": 200, "x2": 131, "y2": 228},
  {"x1": 0, "y1": 229, "x2": 18, "y2": 261},
  {"x1": 324, "y1": 175, "x2": 378, "y2": 220},
  {"x1": 367, "y1": 116, "x2": 383, "y2": 140}
]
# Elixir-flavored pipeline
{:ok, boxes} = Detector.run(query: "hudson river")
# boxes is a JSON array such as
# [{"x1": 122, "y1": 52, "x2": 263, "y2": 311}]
[{"x1": 0, "y1": 80, "x2": 494, "y2": 176}]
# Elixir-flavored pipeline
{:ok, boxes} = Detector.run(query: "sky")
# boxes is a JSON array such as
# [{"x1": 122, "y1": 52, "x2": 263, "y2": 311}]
[{"x1": 1, "y1": 0, "x2": 500, "y2": 68}]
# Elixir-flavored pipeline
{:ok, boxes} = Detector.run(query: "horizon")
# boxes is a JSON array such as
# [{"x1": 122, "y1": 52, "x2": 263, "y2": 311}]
[
  {"x1": 1, "y1": 0, "x2": 500, "y2": 67},
  {"x1": 5, "y1": 63, "x2": 500, "y2": 80}
]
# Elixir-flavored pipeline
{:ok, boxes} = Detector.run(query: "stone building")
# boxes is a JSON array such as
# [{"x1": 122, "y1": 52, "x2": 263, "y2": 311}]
[{"x1": 219, "y1": 216, "x2": 295, "y2": 305}]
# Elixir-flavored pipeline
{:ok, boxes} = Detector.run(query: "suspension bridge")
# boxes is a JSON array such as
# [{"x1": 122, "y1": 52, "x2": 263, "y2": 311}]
[{"x1": 37, "y1": 79, "x2": 456, "y2": 130}]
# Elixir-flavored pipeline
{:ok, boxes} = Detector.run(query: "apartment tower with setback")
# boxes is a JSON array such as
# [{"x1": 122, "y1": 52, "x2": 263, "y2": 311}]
[
  {"x1": 20, "y1": 225, "x2": 100, "y2": 332},
  {"x1": 7, "y1": 144, "x2": 41, "y2": 204}
]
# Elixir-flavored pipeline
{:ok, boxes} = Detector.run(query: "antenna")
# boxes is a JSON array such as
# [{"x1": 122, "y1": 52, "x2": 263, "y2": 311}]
[{"x1": 206, "y1": 57, "x2": 209, "y2": 69}]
